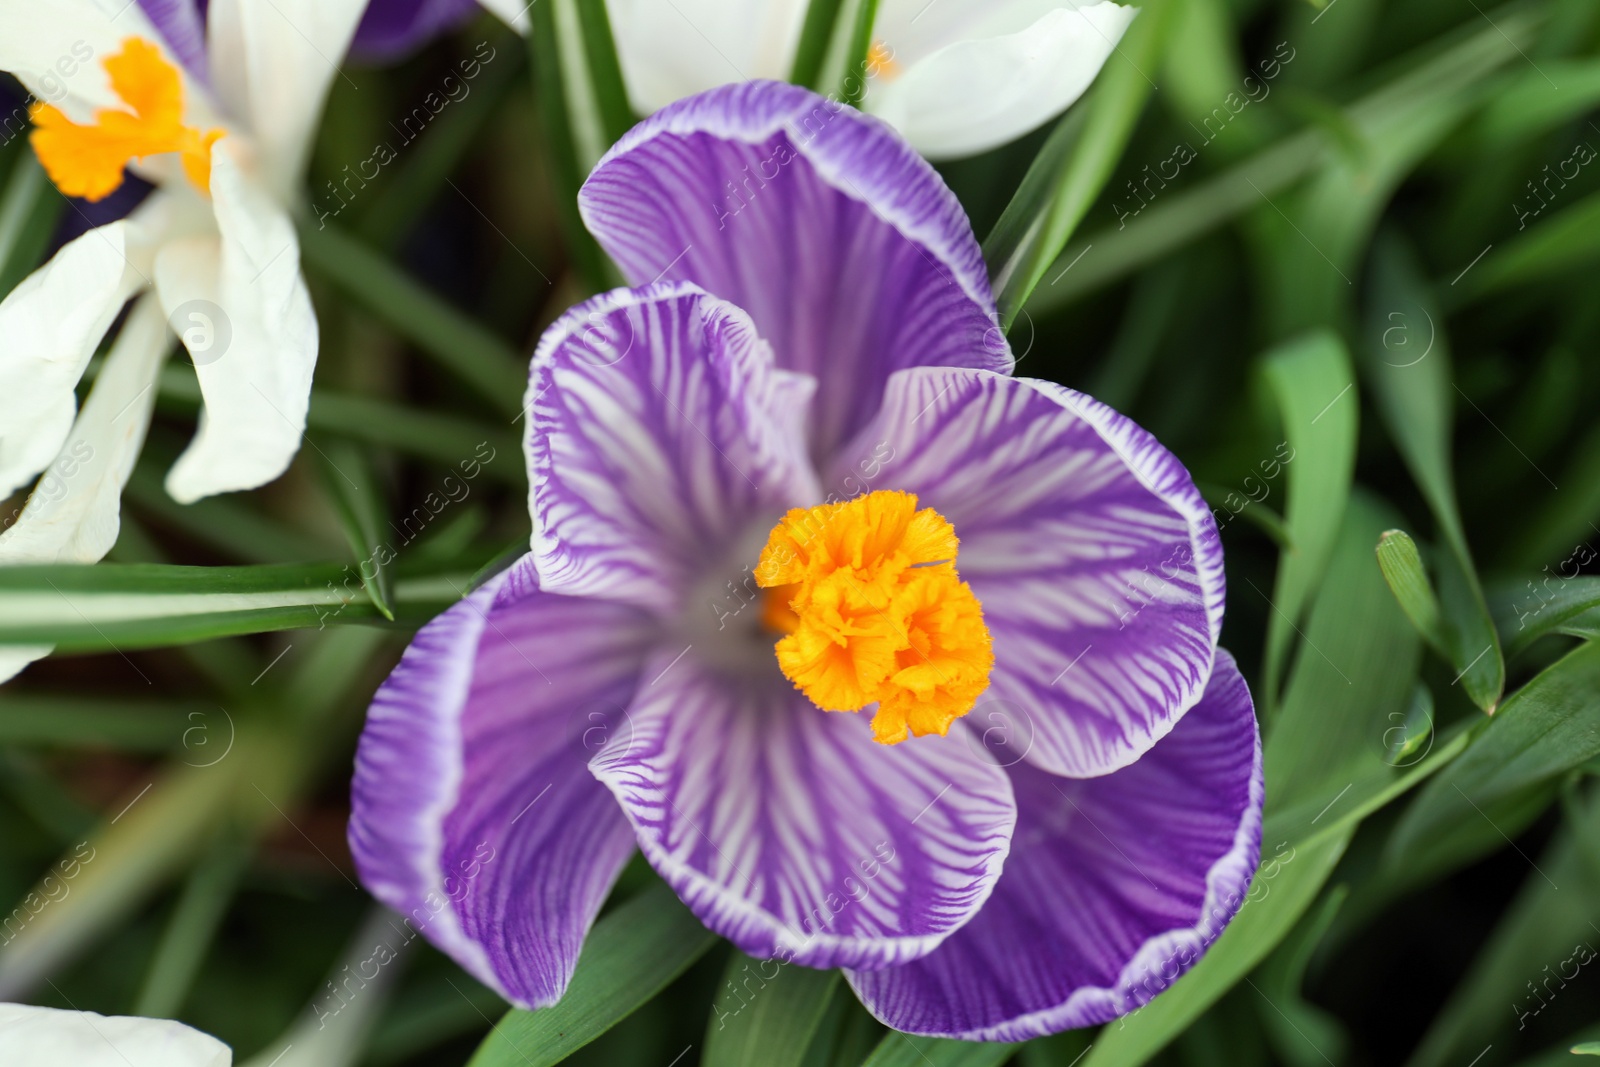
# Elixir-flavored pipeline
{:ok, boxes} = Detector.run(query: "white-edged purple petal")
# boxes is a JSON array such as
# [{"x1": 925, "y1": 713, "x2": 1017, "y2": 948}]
[
  {"x1": 833, "y1": 366, "x2": 1225, "y2": 778},
  {"x1": 578, "y1": 80, "x2": 1011, "y2": 461},
  {"x1": 348, "y1": 556, "x2": 658, "y2": 1009},
  {"x1": 847, "y1": 651, "x2": 1263, "y2": 1040},
  {"x1": 590, "y1": 648, "x2": 1016, "y2": 970},
  {"x1": 526, "y1": 281, "x2": 819, "y2": 615}
]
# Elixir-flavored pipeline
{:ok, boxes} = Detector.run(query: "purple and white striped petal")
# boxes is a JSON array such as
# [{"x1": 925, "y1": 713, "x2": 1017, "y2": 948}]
[
  {"x1": 136, "y1": 0, "x2": 210, "y2": 83},
  {"x1": 526, "y1": 282, "x2": 819, "y2": 615},
  {"x1": 846, "y1": 651, "x2": 1263, "y2": 1040},
  {"x1": 590, "y1": 649, "x2": 1016, "y2": 970},
  {"x1": 349, "y1": 556, "x2": 658, "y2": 1009},
  {"x1": 832, "y1": 366, "x2": 1225, "y2": 779},
  {"x1": 578, "y1": 80, "x2": 1011, "y2": 461}
]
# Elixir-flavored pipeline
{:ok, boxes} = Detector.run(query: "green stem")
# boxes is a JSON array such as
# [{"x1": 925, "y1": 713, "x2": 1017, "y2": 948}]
[{"x1": 789, "y1": 0, "x2": 848, "y2": 89}]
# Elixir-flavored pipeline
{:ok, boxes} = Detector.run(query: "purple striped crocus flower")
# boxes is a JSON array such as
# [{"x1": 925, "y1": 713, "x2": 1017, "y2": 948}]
[{"x1": 348, "y1": 80, "x2": 1263, "y2": 1040}]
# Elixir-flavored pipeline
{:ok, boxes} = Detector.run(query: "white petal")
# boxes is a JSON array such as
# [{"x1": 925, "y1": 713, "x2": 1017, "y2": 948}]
[
  {"x1": 205, "y1": 0, "x2": 367, "y2": 195},
  {"x1": 866, "y1": 2, "x2": 1137, "y2": 159},
  {"x1": 0, "y1": 1, "x2": 220, "y2": 128},
  {"x1": 603, "y1": 0, "x2": 807, "y2": 113},
  {"x1": 0, "y1": 1002, "x2": 230, "y2": 1067},
  {"x1": 0, "y1": 221, "x2": 138, "y2": 499},
  {"x1": 476, "y1": 0, "x2": 532, "y2": 33},
  {"x1": 158, "y1": 141, "x2": 316, "y2": 504},
  {"x1": 0, "y1": 294, "x2": 170, "y2": 683},
  {"x1": 0, "y1": 294, "x2": 168, "y2": 565}
]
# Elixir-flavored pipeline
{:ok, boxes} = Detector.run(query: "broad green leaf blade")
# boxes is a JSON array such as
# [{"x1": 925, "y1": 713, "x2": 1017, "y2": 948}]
[
  {"x1": 0, "y1": 563, "x2": 467, "y2": 652},
  {"x1": 467, "y1": 883, "x2": 719, "y2": 1067},
  {"x1": 1491, "y1": 576, "x2": 1600, "y2": 658},
  {"x1": 1402, "y1": 788, "x2": 1600, "y2": 1067},
  {"x1": 1080, "y1": 829, "x2": 1352, "y2": 1067},
  {"x1": 1259, "y1": 330, "x2": 1358, "y2": 708},
  {"x1": 574, "y1": 0, "x2": 635, "y2": 145},
  {"x1": 1575, "y1": 1043, "x2": 1600, "y2": 1056},
  {"x1": 1362, "y1": 236, "x2": 1503, "y2": 711},
  {"x1": 0, "y1": 153, "x2": 63, "y2": 298},
  {"x1": 990, "y1": 0, "x2": 1175, "y2": 327},
  {"x1": 789, "y1": 0, "x2": 847, "y2": 89},
  {"x1": 858, "y1": 1033, "x2": 1017, "y2": 1067},
  {"x1": 1389, "y1": 639, "x2": 1600, "y2": 861},
  {"x1": 704, "y1": 952, "x2": 840, "y2": 1067},
  {"x1": 1375, "y1": 530, "x2": 1445, "y2": 652},
  {"x1": 315, "y1": 439, "x2": 396, "y2": 620},
  {"x1": 297, "y1": 222, "x2": 526, "y2": 418},
  {"x1": 1464, "y1": 190, "x2": 1600, "y2": 299}
]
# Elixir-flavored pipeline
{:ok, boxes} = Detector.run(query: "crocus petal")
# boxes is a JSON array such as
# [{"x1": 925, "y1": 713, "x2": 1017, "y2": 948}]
[
  {"x1": 350, "y1": 556, "x2": 657, "y2": 1009},
  {"x1": 0, "y1": 1, "x2": 193, "y2": 117},
  {"x1": 579, "y1": 80, "x2": 1010, "y2": 462},
  {"x1": 847, "y1": 650, "x2": 1262, "y2": 1040},
  {"x1": 590, "y1": 649, "x2": 1015, "y2": 970},
  {"x1": 867, "y1": 1, "x2": 1136, "y2": 159},
  {"x1": 205, "y1": 0, "x2": 367, "y2": 196},
  {"x1": 0, "y1": 221, "x2": 138, "y2": 500},
  {"x1": 526, "y1": 282, "x2": 819, "y2": 614},
  {"x1": 0, "y1": 1002, "x2": 230, "y2": 1066},
  {"x1": 351, "y1": 0, "x2": 481, "y2": 61},
  {"x1": 157, "y1": 140, "x2": 316, "y2": 504},
  {"x1": 136, "y1": 0, "x2": 210, "y2": 83},
  {"x1": 0, "y1": 295, "x2": 170, "y2": 683},
  {"x1": 833, "y1": 367, "x2": 1224, "y2": 778},
  {"x1": 604, "y1": 0, "x2": 806, "y2": 114}
]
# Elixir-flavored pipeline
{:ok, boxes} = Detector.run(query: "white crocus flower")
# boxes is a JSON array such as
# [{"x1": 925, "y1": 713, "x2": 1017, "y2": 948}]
[
  {"x1": 0, "y1": 0, "x2": 366, "y2": 680},
  {"x1": 494, "y1": 0, "x2": 1137, "y2": 160},
  {"x1": 0, "y1": 1002, "x2": 230, "y2": 1066}
]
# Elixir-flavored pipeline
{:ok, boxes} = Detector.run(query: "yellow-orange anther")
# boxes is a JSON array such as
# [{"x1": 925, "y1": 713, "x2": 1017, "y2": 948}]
[
  {"x1": 30, "y1": 37, "x2": 223, "y2": 203},
  {"x1": 866, "y1": 40, "x2": 901, "y2": 80},
  {"x1": 755, "y1": 490, "x2": 993, "y2": 745}
]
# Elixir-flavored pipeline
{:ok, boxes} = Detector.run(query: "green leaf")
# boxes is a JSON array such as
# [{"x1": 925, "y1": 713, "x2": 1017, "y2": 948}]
[
  {"x1": 1402, "y1": 787, "x2": 1600, "y2": 1067},
  {"x1": 704, "y1": 953, "x2": 840, "y2": 1067},
  {"x1": 789, "y1": 0, "x2": 848, "y2": 89},
  {"x1": 1464, "y1": 189, "x2": 1600, "y2": 299},
  {"x1": 527, "y1": 0, "x2": 614, "y2": 292},
  {"x1": 858, "y1": 1033, "x2": 1017, "y2": 1067},
  {"x1": 1574, "y1": 1043, "x2": 1600, "y2": 1056},
  {"x1": 467, "y1": 882, "x2": 720, "y2": 1067},
  {"x1": 0, "y1": 562, "x2": 467, "y2": 652},
  {"x1": 134, "y1": 838, "x2": 251, "y2": 1017},
  {"x1": 297, "y1": 222, "x2": 527, "y2": 418},
  {"x1": 1362, "y1": 235, "x2": 1503, "y2": 711},
  {"x1": 1389, "y1": 639, "x2": 1600, "y2": 862},
  {"x1": 837, "y1": 0, "x2": 881, "y2": 107},
  {"x1": 1026, "y1": 6, "x2": 1544, "y2": 312},
  {"x1": 314, "y1": 439, "x2": 396, "y2": 620},
  {"x1": 0, "y1": 697, "x2": 197, "y2": 751},
  {"x1": 1255, "y1": 887, "x2": 1351, "y2": 1067},
  {"x1": 574, "y1": 0, "x2": 635, "y2": 145},
  {"x1": 1259, "y1": 330, "x2": 1358, "y2": 708},
  {"x1": 1079, "y1": 829, "x2": 1352, "y2": 1067},
  {"x1": 989, "y1": 0, "x2": 1175, "y2": 327},
  {"x1": 1491, "y1": 576, "x2": 1600, "y2": 658},
  {"x1": 0, "y1": 153, "x2": 63, "y2": 298},
  {"x1": 1375, "y1": 530, "x2": 1445, "y2": 652}
]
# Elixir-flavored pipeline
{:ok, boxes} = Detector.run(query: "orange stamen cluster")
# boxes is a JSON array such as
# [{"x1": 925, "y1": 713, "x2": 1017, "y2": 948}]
[
  {"x1": 755, "y1": 491, "x2": 993, "y2": 745},
  {"x1": 30, "y1": 37, "x2": 222, "y2": 203}
]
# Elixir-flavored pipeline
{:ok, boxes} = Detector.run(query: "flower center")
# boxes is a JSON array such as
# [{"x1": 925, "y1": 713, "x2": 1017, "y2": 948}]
[
  {"x1": 30, "y1": 37, "x2": 223, "y2": 203},
  {"x1": 754, "y1": 490, "x2": 993, "y2": 745}
]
